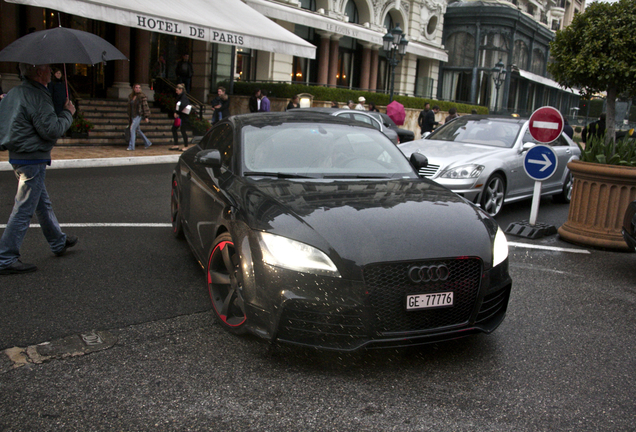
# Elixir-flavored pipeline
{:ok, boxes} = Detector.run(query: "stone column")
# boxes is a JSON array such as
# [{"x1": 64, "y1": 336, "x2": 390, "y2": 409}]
[
  {"x1": 0, "y1": 1, "x2": 21, "y2": 92},
  {"x1": 316, "y1": 31, "x2": 332, "y2": 86},
  {"x1": 133, "y1": 29, "x2": 154, "y2": 101},
  {"x1": 328, "y1": 36, "x2": 342, "y2": 88},
  {"x1": 359, "y1": 44, "x2": 372, "y2": 91},
  {"x1": 107, "y1": 25, "x2": 131, "y2": 99},
  {"x1": 191, "y1": 39, "x2": 209, "y2": 102},
  {"x1": 369, "y1": 48, "x2": 379, "y2": 91}
]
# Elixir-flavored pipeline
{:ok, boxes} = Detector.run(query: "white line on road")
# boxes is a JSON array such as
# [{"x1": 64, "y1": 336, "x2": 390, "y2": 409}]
[
  {"x1": 0, "y1": 223, "x2": 172, "y2": 228},
  {"x1": 508, "y1": 241, "x2": 590, "y2": 254},
  {"x1": 0, "y1": 224, "x2": 593, "y2": 254}
]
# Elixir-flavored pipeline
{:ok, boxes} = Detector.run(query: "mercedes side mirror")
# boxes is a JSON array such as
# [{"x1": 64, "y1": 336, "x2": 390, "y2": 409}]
[{"x1": 195, "y1": 149, "x2": 222, "y2": 168}]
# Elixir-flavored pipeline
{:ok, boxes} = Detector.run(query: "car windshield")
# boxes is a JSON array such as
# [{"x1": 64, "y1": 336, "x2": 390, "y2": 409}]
[
  {"x1": 242, "y1": 122, "x2": 416, "y2": 179},
  {"x1": 428, "y1": 118, "x2": 522, "y2": 148}
]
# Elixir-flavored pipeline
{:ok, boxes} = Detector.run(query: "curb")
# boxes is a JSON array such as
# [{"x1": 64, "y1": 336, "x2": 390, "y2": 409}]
[{"x1": 0, "y1": 154, "x2": 180, "y2": 171}]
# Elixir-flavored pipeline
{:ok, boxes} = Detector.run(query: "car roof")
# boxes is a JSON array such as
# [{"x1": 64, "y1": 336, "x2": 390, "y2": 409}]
[
  {"x1": 227, "y1": 111, "x2": 377, "y2": 130},
  {"x1": 450, "y1": 114, "x2": 528, "y2": 125}
]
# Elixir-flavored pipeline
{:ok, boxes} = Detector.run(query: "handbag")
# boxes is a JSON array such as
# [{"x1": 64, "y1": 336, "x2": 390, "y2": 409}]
[
  {"x1": 176, "y1": 101, "x2": 192, "y2": 115},
  {"x1": 174, "y1": 117, "x2": 181, "y2": 127}
]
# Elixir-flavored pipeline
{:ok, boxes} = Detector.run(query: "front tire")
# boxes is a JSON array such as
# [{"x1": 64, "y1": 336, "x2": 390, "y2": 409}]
[
  {"x1": 553, "y1": 169, "x2": 573, "y2": 203},
  {"x1": 480, "y1": 174, "x2": 506, "y2": 217},
  {"x1": 207, "y1": 233, "x2": 247, "y2": 334}
]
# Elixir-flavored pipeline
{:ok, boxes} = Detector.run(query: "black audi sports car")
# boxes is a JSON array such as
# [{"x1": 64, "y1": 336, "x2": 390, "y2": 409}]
[{"x1": 171, "y1": 112, "x2": 512, "y2": 351}]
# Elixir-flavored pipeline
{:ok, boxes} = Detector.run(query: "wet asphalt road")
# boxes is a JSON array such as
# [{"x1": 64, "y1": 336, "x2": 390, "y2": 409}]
[{"x1": 0, "y1": 163, "x2": 635, "y2": 431}]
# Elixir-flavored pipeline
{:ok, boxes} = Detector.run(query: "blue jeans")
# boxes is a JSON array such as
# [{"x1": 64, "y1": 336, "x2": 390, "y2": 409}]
[
  {"x1": 128, "y1": 116, "x2": 152, "y2": 150},
  {"x1": 0, "y1": 163, "x2": 67, "y2": 268}
]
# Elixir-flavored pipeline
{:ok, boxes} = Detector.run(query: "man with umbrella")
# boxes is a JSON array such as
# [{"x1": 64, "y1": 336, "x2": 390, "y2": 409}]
[{"x1": 0, "y1": 63, "x2": 77, "y2": 275}]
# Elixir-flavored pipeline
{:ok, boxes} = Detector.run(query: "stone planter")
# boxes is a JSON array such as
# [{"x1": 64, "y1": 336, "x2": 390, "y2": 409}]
[{"x1": 558, "y1": 160, "x2": 636, "y2": 250}]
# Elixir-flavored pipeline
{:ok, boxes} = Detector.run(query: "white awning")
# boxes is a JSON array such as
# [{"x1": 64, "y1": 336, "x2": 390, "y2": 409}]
[
  {"x1": 5, "y1": 0, "x2": 316, "y2": 59},
  {"x1": 518, "y1": 69, "x2": 579, "y2": 95},
  {"x1": 246, "y1": 0, "x2": 448, "y2": 62}
]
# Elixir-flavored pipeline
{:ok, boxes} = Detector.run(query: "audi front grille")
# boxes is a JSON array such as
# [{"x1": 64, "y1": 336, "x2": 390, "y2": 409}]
[{"x1": 363, "y1": 258, "x2": 482, "y2": 334}]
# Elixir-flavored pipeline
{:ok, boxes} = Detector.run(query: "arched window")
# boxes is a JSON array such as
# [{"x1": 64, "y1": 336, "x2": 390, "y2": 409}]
[
  {"x1": 513, "y1": 40, "x2": 528, "y2": 71},
  {"x1": 446, "y1": 32, "x2": 475, "y2": 67},
  {"x1": 344, "y1": 0, "x2": 359, "y2": 24}
]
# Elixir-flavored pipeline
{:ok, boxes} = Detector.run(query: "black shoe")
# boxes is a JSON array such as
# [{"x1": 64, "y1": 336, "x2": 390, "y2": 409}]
[
  {"x1": 55, "y1": 235, "x2": 79, "y2": 257},
  {"x1": 0, "y1": 260, "x2": 37, "y2": 275}
]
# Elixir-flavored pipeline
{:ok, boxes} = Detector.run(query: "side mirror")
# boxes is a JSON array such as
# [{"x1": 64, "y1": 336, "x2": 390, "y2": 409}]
[
  {"x1": 194, "y1": 149, "x2": 222, "y2": 167},
  {"x1": 410, "y1": 152, "x2": 429, "y2": 171},
  {"x1": 522, "y1": 142, "x2": 535, "y2": 152}
]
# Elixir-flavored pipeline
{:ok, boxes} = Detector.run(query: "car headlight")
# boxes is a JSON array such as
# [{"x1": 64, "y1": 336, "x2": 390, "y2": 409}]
[
  {"x1": 439, "y1": 164, "x2": 484, "y2": 179},
  {"x1": 493, "y1": 226, "x2": 509, "y2": 267},
  {"x1": 257, "y1": 232, "x2": 341, "y2": 278}
]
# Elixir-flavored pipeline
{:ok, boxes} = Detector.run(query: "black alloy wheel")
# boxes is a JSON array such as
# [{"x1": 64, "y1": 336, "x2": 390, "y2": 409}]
[
  {"x1": 207, "y1": 233, "x2": 247, "y2": 333},
  {"x1": 171, "y1": 177, "x2": 183, "y2": 238},
  {"x1": 480, "y1": 173, "x2": 506, "y2": 217}
]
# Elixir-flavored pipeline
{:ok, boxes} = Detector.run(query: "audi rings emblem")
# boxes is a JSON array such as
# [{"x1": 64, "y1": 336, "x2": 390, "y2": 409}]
[{"x1": 408, "y1": 265, "x2": 450, "y2": 283}]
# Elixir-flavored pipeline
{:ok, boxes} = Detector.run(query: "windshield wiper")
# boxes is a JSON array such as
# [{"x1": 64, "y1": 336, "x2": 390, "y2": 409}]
[
  {"x1": 244, "y1": 171, "x2": 316, "y2": 179},
  {"x1": 322, "y1": 174, "x2": 392, "y2": 179}
]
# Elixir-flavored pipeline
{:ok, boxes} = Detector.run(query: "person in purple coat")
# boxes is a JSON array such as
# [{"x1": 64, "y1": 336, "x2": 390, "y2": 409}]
[{"x1": 259, "y1": 90, "x2": 271, "y2": 112}]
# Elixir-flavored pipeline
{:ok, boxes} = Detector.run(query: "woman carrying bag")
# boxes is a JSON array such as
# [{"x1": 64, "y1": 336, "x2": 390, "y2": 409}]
[{"x1": 170, "y1": 84, "x2": 191, "y2": 151}]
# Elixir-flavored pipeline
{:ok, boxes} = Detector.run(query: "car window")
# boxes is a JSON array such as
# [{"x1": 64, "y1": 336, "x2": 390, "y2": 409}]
[
  {"x1": 203, "y1": 123, "x2": 234, "y2": 169},
  {"x1": 380, "y1": 114, "x2": 396, "y2": 128},
  {"x1": 241, "y1": 122, "x2": 415, "y2": 178},
  {"x1": 430, "y1": 118, "x2": 522, "y2": 148}
]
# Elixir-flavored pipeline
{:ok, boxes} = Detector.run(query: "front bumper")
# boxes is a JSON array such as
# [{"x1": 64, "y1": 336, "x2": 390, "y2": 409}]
[{"x1": 246, "y1": 257, "x2": 512, "y2": 351}]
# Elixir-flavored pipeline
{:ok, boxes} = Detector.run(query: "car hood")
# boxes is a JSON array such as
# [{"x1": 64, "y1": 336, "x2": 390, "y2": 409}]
[
  {"x1": 235, "y1": 177, "x2": 496, "y2": 278},
  {"x1": 398, "y1": 139, "x2": 510, "y2": 167}
]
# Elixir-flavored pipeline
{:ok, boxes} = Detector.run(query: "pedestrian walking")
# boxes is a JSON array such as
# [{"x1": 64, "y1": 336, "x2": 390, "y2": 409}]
[
  {"x1": 175, "y1": 54, "x2": 194, "y2": 93},
  {"x1": 0, "y1": 63, "x2": 78, "y2": 275},
  {"x1": 211, "y1": 86, "x2": 230, "y2": 123},
  {"x1": 170, "y1": 84, "x2": 190, "y2": 151},
  {"x1": 418, "y1": 103, "x2": 439, "y2": 135},
  {"x1": 258, "y1": 90, "x2": 271, "y2": 112},
  {"x1": 126, "y1": 83, "x2": 152, "y2": 151}
]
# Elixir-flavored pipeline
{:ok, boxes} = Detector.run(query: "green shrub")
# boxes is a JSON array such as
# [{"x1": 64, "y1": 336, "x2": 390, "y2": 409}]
[
  {"x1": 231, "y1": 82, "x2": 487, "y2": 114},
  {"x1": 190, "y1": 115, "x2": 212, "y2": 136},
  {"x1": 581, "y1": 135, "x2": 636, "y2": 166},
  {"x1": 69, "y1": 111, "x2": 94, "y2": 134},
  {"x1": 575, "y1": 126, "x2": 582, "y2": 133}
]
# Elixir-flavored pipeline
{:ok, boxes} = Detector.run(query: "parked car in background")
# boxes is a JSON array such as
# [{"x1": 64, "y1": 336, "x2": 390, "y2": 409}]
[
  {"x1": 300, "y1": 107, "x2": 399, "y2": 144},
  {"x1": 398, "y1": 115, "x2": 581, "y2": 217},
  {"x1": 622, "y1": 200, "x2": 636, "y2": 252},
  {"x1": 367, "y1": 111, "x2": 415, "y2": 143},
  {"x1": 170, "y1": 112, "x2": 512, "y2": 351}
]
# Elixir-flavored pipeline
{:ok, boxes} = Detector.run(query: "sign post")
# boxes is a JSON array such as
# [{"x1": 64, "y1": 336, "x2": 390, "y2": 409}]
[{"x1": 505, "y1": 107, "x2": 563, "y2": 239}]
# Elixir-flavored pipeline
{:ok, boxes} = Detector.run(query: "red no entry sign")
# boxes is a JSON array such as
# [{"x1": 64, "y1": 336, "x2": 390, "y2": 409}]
[{"x1": 528, "y1": 106, "x2": 564, "y2": 143}]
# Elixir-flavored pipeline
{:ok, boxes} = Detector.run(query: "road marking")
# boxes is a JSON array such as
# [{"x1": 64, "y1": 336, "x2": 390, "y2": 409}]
[
  {"x1": 508, "y1": 241, "x2": 590, "y2": 254},
  {"x1": 0, "y1": 223, "x2": 172, "y2": 228}
]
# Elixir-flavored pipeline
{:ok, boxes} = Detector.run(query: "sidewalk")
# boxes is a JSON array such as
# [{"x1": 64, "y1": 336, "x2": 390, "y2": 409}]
[{"x1": 0, "y1": 144, "x2": 181, "y2": 170}]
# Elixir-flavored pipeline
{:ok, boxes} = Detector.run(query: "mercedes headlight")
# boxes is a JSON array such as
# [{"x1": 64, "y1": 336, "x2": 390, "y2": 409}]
[
  {"x1": 258, "y1": 232, "x2": 341, "y2": 277},
  {"x1": 493, "y1": 226, "x2": 509, "y2": 267},
  {"x1": 439, "y1": 164, "x2": 484, "y2": 179}
]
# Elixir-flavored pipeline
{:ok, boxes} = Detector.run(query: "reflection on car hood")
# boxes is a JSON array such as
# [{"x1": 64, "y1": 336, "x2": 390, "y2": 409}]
[
  {"x1": 236, "y1": 177, "x2": 495, "y2": 276},
  {"x1": 398, "y1": 139, "x2": 509, "y2": 166}
]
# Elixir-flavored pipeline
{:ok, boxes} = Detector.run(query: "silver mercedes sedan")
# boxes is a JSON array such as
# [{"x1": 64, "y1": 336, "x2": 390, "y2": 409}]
[{"x1": 398, "y1": 115, "x2": 581, "y2": 217}]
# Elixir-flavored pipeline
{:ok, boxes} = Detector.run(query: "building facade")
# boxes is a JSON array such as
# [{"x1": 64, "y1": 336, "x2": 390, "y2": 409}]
[{"x1": 438, "y1": 0, "x2": 584, "y2": 116}]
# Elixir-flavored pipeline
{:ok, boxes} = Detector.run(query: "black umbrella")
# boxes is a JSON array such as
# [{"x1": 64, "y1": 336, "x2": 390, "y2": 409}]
[{"x1": 0, "y1": 26, "x2": 127, "y2": 65}]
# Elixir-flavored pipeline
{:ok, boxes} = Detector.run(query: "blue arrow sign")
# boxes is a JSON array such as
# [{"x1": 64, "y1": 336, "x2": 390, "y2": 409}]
[{"x1": 523, "y1": 145, "x2": 558, "y2": 181}]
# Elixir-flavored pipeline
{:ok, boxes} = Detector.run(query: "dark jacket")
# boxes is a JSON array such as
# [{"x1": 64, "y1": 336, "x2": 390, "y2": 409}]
[
  {"x1": 418, "y1": 109, "x2": 438, "y2": 133},
  {"x1": 582, "y1": 119, "x2": 606, "y2": 142},
  {"x1": 47, "y1": 78, "x2": 66, "y2": 115},
  {"x1": 212, "y1": 97, "x2": 230, "y2": 123},
  {"x1": 0, "y1": 79, "x2": 72, "y2": 160},
  {"x1": 175, "y1": 60, "x2": 194, "y2": 79},
  {"x1": 175, "y1": 92, "x2": 190, "y2": 117},
  {"x1": 127, "y1": 92, "x2": 151, "y2": 121},
  {"x1": 249, "y1": 95, "x2": 259, "y2": 113}
]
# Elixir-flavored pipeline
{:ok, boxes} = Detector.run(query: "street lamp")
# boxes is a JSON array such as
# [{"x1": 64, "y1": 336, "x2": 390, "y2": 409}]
[
  {"x1": 491, "y1": 58, "x2": 507, "y2": 114},
  {"x1": 383, "y1": 24, "x2": 409, "y2": 102}
]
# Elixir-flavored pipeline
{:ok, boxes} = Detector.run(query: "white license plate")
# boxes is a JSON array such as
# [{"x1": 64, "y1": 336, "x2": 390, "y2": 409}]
[{"x1": 406, "y1": 292, "x2": 454, "y2": 310}]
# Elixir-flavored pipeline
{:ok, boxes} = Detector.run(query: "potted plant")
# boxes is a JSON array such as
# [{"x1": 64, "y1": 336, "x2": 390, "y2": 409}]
[
  {"x1": 68, "y1": 111, "x2": 94, "y2": 138},
  {"x1": 558, "y1": 136, "x2": 636, "y2": 250},
  {"x1": 548, "y1": 0, "x2": 636, "y2": 250},
  {"x1": 189, "y1": 115, "x2": 211, "y2": 137}
]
